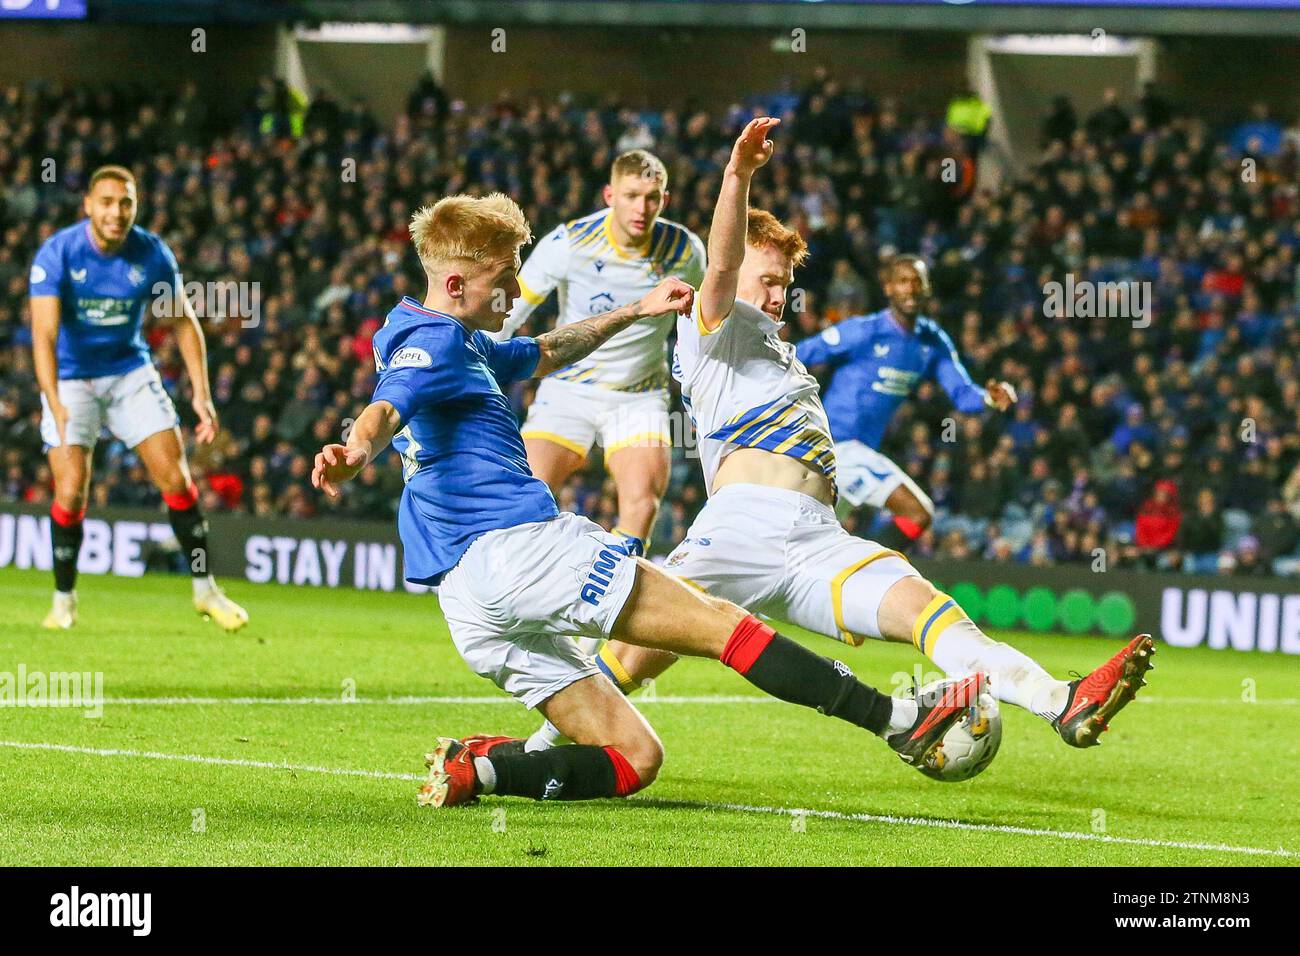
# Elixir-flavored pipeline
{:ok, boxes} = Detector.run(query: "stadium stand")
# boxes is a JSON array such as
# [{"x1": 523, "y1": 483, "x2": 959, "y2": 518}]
[{"x1": 2, "y1": 71, "x2": 1298, "y2": 575}]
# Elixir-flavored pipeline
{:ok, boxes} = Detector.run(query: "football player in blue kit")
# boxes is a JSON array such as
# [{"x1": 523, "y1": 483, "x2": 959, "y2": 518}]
[
  {"x1": 29, "y1": 165, "x2": 247, "y2": 631},
  {"x1": 311, "y1": 191, "x2": 984, "y2": 808},
  {"x1": 795, "y1": 255, "x2": 1017, "y2": 552}
]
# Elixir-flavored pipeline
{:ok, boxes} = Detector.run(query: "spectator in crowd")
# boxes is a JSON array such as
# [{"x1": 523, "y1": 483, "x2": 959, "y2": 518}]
[
  {"x1": 1230, "y1": 101, "x2": 1284, "y2": 157},
  {"x1": 1135, "y1": 479, "x2": 1182, "y2": 567},
  {"x1": 1176, "y1": 487, "x2": 1224, "y2": 574}
]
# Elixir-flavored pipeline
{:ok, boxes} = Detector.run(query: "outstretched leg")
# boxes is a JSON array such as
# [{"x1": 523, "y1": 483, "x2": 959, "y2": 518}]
[{"x1": 875, "y1": 576, "x2": 1154, "y2": 748}]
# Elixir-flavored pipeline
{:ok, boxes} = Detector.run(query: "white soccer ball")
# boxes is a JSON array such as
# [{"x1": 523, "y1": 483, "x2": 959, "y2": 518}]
[{"x1": 918, "y1": 686, "x2": 1002, "y2": 783}]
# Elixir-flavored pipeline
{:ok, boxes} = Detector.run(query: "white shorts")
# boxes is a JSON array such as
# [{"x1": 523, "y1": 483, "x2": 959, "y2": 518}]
[
  {"x1": 835, "y1": 439, "x2": 933, "y2": 513},
  {"x1": 40, "y1": 362, "x2": 180, "y2": 450},
  {"x1": 436, "y1": 512, "x2": 640, "y2": 709},
  {"x1": 521, "y1": 377, "x2": 671, "y2": 458},
  {"x1": 663, "y1": 483, "x2": 920, "y2": 646}
]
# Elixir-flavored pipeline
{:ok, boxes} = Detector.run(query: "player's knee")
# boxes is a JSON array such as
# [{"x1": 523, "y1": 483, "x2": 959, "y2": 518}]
[
  {"x1": 53, "y1": 477, "x2": 87, "y2": 512},
  {"x1": 880, "y1": 575, "x2": 942, "y2": 634},
  {"x1": 616, "y1": 728, "x2": 664, "y2": 786},
  {"x1": 154, "y1": 468, "x2": 190, "y2": 497}
]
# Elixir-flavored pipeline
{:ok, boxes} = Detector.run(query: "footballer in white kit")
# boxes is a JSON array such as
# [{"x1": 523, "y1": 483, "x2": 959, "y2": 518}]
[
  {"x1": 493, "y1": 150, "x2": 705, "y2": 556},
  {"x1": 667, "y1": 290, "x2": 917, "y2": 645},
  {"x1": 522, "y1": 117, "x2": 1154, "y2": 758}
]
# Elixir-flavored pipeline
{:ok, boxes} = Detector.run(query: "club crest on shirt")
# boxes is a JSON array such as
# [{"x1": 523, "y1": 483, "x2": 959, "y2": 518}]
[
  {"x1": 390, "y1": 346, "x2": 433, "y2": 369},
  {"x1": 127, "y1": 265, "x2": 145, "y2": 286}
]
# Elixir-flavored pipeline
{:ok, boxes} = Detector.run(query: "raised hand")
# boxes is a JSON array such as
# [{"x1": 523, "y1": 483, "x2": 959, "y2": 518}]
[{"x1": 729, "y1": 116, "x2": 779, "y2": 176}]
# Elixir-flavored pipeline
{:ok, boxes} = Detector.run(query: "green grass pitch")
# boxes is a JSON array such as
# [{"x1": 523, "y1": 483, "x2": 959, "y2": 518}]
[{"x1": 0, "y1": 567, "x2": 1295, "y2": 866}]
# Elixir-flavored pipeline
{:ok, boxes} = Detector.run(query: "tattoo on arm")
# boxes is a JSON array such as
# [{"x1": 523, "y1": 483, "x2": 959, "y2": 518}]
[{"x1": 535, "y1": 304, "x2": 640, "y2": 376}]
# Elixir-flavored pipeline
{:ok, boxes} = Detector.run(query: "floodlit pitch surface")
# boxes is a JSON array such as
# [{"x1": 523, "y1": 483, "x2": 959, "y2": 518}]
[{"x1": 0, "y1": 568, "x2": 1295, "y2": 866}]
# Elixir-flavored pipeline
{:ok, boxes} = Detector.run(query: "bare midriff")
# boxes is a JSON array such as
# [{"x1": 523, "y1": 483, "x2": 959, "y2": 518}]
[{"x1": 712, "y1": 447, "x2": 835, "y2": 507}]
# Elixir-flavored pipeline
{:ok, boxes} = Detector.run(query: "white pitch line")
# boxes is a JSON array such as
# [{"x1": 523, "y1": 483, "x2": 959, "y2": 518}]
[
  {"x1": 86, "y1": 694, "x2": 779, "y2": 706},
  {"x1": 0, "y1": 740, "x2": 420, "y2": 781},
  {"x1": 630, "y1": 798, "x2": 1299, "y2": 860},
  {"x1": 1, "y1": 694, "x2": 1288, "y2": 707},
  {"x1": 0, "y1": 738, "x2": 1292, "y2": 860}
]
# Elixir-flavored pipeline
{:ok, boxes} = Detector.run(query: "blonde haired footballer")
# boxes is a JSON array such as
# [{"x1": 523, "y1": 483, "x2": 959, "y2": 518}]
[
  {"x1": 520, "y1": 118, "x2": 1154, "y2": 757},
  {"x1": 313, "y1": 191, "x2": 989, "y2": 808},
  {"x1": 493, "y1": 150, "x2": 706, "y2": 557}
]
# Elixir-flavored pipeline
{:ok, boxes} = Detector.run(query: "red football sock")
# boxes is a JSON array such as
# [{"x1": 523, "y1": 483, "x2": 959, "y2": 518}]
[
  {"x1": 603, "y1": 746, "x2": 645, "y2": 796},
  {"x1": 50, "y1": 501, "x2": 86, "y2": 527},
  {"x1": 893, "y1": 515, "x2": 924, "y2": 540},
  {"x1": 163, "y1": 482, "x2": 199, "y2": 511},
  {"x1": 720, "y1": 615, "x2": 776, "y2": 675}
]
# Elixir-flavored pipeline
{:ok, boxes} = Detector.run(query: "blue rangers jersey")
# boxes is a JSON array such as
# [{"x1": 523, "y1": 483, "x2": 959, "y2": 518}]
[
  {"x1": 29, "y1": 222, "x2": 181, "y2": 380},
  {"x1": 371, "y1": 297, "x2": 556, "y2": 586},
  {"x1": 795, "y1": 309, "x2": 988, "y2": 449}
]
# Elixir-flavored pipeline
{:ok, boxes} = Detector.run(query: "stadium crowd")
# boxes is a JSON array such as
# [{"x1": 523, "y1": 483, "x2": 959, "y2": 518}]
[{"x1": 2, "y1": 70, "x2": 1299, "y2": 575}]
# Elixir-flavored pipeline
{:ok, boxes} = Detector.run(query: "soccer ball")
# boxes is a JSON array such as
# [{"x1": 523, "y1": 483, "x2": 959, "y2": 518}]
[{"x1": 918, "y1": 684, "x2": 1002, "y2": 783}]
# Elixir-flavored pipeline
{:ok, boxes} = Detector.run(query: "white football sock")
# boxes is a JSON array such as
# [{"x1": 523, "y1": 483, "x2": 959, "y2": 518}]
[
  {"x1": 192, "y1": 575, "x2": 217, "y2": 599},
  {"x1": 473, "y1": 756, "x2": 497, "y2": 794},
  {"x1": 525, "y1": 720, "x2": 569, "y2": 752},
  {"x1": 917, "y1": 599, "x2": 1068, "y2": 721},
  {"x1": 886, "y1": 696, "x2": 918, "y2": 736}
]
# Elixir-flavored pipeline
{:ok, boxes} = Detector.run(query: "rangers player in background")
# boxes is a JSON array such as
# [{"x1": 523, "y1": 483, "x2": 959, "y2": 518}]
[
  {"x1": 795, "y1": 254, "x2": 1017, "y2": 553},
  {"x1": 29, "y1": 165, "x2": 248, "y2": 631}
]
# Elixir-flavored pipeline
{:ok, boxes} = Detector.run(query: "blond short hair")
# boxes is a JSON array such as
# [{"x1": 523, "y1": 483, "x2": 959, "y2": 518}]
[
  {"x1": 611, "y1": 150, "x2": 667, "y2": 190},
  {"x1": 409, "y1": 193, "x2": 532, "y2": 274},
  {"x1": 747, "y1": 209, "x2": 808, "y2": 267}
]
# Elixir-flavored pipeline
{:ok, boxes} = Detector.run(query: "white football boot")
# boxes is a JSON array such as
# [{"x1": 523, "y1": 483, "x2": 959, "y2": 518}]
[
  {"x1": 193, "y1": 579, "x2": 249, "y2": 632},
  {"x1": 41, "y1": 591, "x2": 77, "y2": 630}
]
